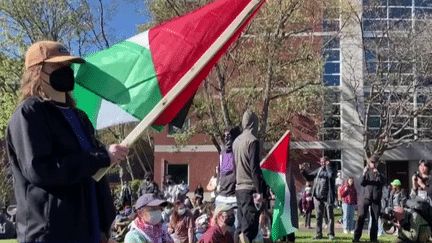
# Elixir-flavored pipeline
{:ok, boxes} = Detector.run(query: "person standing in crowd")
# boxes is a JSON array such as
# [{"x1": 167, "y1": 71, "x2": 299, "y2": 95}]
[
  {"x1": 353, "y1": 155, "x2": 387, "y2": 243},
  {"x1": 164, "y1": 175, "x2": 177, "y2": 203},
  {"x1": 216, "y1": 126, "x2": 241, "y2": 208},
  {"x1": 411, "y1": 159, "x2": 432, "y2": 201},
  {"x1": 195, "y1": 184, "x2": 205, "y2": 200},
  {"x1": 138, "y1": 172, "x2": 161, "y2": 198},
  {"x1": 215, "y1": 126, "x2": 242, "y2": 234},
  {"x1": 5, "y1": 41, "x2": 129, "y2": 243},
  {"x1": 302, "y1": 187, "x2": 314, "y2": 229},
  {"x1": 207, "y1": 165, "x2": 220, "y2": 202},
  {"x1": 339, "y1": 177, "x2": 357, "y2": 234},
  {"x1": 121, "y1": 181, "x2": 133, "y2": 208},
  {"x1": 300, "y1": 156, "x2": 337, "y2": 240},
  {"x1": 299, "y1": 181, "x2": 313, "y2": 217},
  {"x1": 199, "y1": 203, "x2": 236, "y2": 243},
  {"x1": 335, "y1": 172, "x2": 344, "y2": 210},
  {"x1": 168, "y1": 201, "x2": 195, "y2": 243},
  {"x1": 387, "y1": 179, "x2": 407, "y2": 208},
  {"x1": 233, "y1": 110, "x2": 267, "y2": 243},
  {"x1": 124, "y1": 194, "x2": 173, "y2": 243}
]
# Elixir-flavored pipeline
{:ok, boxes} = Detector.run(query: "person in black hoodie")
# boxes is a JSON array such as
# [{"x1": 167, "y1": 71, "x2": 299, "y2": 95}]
[
  {"x1": 353, "y1": 155, "x2": 387, "y2": 243},
  {"x1": 215, "y1": 126, "x2": 241, "y2": 234},
  {"x1": 6, "y1": 41, "x2": 129, "y2": 243},
  {"x1": 300, "y1": 156, "x2": 337, "y2": 240}
]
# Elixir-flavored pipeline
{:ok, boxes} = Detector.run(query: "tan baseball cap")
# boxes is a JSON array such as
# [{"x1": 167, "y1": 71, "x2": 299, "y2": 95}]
[{"x1": 25, "y1": 41, "x2": 85, "y2": 69}]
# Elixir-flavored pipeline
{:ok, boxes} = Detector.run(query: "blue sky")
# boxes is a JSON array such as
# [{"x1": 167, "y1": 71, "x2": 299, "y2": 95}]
[
  {"x1": 101, "y1": 0, "x2": 151, "y2": 42},
  {"x1": 69, "y1": 0, "x2": 151, "y2": 56}
]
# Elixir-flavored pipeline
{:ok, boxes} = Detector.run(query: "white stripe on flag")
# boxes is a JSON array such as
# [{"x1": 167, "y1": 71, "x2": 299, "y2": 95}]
[
  {"x1": 127, "y1": 31, "x2": 150, "y2": 49},
  {"x1": 96, "y1": 99, "x2": 139, "y2": 130}
]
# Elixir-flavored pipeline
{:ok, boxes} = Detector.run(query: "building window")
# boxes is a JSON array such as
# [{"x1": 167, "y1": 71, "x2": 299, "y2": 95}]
[
  {"x1": 362, "y1": 1, "x2": 432, "y2": 142},
  {"x1": 167, "y1": 164, "x2": 189, "y2": 185},
  {"x1": 324, "y1": 150, "x2": 341, "y2": 170},
  {"x1": 323, "y1": 89, "x2": 341, "y2": 141},
  {"x1": 322, "y1": 4, "x2": 342, "y2": 141}
]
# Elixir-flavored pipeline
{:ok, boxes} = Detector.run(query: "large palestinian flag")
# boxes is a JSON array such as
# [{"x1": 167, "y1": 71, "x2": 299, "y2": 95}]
[
  {"x1": 72, "y1": 0, "x2": 265, "y2": 130},
  {"x1": 260, "y1": 131, "x2": 298, "y2": 241}
]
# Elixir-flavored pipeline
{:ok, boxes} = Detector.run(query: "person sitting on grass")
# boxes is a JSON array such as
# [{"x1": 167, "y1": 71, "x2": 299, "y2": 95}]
[
  {"x1": 199, "y1": 203, "x2": 236, "y2": 243},
  {"x1": 124, "y1": 193, "x2": 173, "y2": 243}
]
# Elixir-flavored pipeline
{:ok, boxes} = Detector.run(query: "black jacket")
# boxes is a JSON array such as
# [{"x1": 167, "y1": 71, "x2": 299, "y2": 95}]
[
  {"x1": 301, "y1": 165, "x2": 337, "y2": 205},
  {"x1": 360, "y1": 170, "x2": 387, "y2": 202},
  {"x1": 6, "y1": 97, "x2": 116, "y2": 242}
]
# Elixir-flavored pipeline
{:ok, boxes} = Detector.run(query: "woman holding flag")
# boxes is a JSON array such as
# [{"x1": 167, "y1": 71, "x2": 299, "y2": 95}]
[{"x1": 6, "y1": 41, "x2": 129, "y2": 243}]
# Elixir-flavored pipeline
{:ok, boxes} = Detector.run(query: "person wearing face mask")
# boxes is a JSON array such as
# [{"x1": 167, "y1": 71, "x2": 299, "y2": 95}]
[
  {"x1": 168, "y1": 201, "x2": 195, "y2": 243},
  {"x1": 199, "y1": 204, "x2": 236, "y2": 243},
  {"x1": 124, "y1": 193, "x2": 173, "y2": 243},
  {"x1": 6, "y1": 41, "x2": 129, "y2": 243},
  {"x1": 138, "y1": 172, "x2": 161, "y2": 198},
  {"x1": 164, "y1": 175, "x2": 177, "y2": 203}
]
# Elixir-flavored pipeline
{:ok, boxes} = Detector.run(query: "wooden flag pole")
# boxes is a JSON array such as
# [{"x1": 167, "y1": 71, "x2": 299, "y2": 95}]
[{"x1": 93, "y1": 0, "x2": 264, "y2": 181}]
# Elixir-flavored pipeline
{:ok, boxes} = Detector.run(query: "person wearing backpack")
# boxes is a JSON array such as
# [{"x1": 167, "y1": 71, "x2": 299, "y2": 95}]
[
  {"x1": 216, "y1": 126, "x2": 241, "y2": 207},
  {"x1": 215, "y1": 126, "x2": 241, "y2": 234},
  {"x1": 383, "y1": 206, "x2": 431, "y2": 243}
]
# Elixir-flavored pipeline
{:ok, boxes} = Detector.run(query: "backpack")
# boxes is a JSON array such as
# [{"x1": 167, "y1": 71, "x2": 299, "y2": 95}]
[
  {"x1": 220, "y1": 151, "x2": 235, "y2": 174},
  {"x1": 405, "y1": 198, "x2": 432, "y2": 228}
]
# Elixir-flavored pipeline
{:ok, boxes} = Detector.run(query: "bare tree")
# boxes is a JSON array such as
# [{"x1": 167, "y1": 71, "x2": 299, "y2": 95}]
[{"x1": 342, "y1": 0, "x2": 432, "y2": 158}]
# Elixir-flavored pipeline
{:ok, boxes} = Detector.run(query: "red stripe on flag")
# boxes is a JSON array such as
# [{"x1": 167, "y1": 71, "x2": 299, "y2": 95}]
[
  {"x1": 261, "y1": 132, "x2": 290, "y2": 174},
  {"x1": 148, "y1": 0, "x2": 265, "y2": 126}
]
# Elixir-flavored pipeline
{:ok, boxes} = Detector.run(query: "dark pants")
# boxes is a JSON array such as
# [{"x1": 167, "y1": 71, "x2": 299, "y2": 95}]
[
  {"x1": 354, "y1": 198, "x2": 380, "y2": 241},
  {"x1": 235, "y1": 189, "x2": 260, "y2": 242},
  {"x1": 305, "y1": 211, "x2": 312, "y2": 228},
  {"x1": 393, "y1": 237, "x2": 414, "y2": 243},
  {"x1": 314, "y1": 198, "x2": 335, "y2": 237},
  {"x1": 281, "y1": 233, "x2": 296, "y2": 242}
]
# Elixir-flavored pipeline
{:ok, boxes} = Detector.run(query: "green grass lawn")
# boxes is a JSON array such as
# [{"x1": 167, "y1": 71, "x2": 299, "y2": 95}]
[
  {"x1": 294, "y1": 208, "x2": 397, "y2": 243},
  {"x1": 0, "y1": 209, "x2": 397, "y2": 243},
  {"x1": 294, "y1": 231, "x2": 396, "y2": 243}
]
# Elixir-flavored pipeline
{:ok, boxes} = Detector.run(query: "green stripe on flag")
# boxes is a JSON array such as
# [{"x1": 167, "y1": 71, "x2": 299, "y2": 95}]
[
  {"x1": 73, "y1": 83, "x2": 103, "y2": 126},
  {"x1": 74, "y1": 41, "x2": 163, "y2": 121},
  {"x1": 262, "y1": 168, "x2": 297, "y2": 241}
]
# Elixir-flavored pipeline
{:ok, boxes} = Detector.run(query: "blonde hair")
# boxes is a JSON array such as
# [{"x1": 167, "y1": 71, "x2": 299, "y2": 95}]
[
  {"x1": 19, "y1": 64, "x2": 46, "y2": 103},
  {"x1": 19, "y1": 64, "x2": 76, "y2": 107}
]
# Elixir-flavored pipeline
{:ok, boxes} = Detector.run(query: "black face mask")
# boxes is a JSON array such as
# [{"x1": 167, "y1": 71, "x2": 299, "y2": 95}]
[
  {"x1": 225, "y1": 215, "x2": 235, "y2": 227},
  {"x1": 43, "y1": 66, "x2": 75, "y2": 92}
]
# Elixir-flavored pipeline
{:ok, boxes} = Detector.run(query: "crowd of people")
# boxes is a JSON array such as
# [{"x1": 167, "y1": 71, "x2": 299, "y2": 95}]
[
  {"x1": 299, "y1": 156, "x2": 432, "y2": 243},
  {"x1": 4, "y1": 40, "x2": 432, "y2": 243},
  {"x1": 111, "y1": 111, "x2": 273, "y2": 243}
]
